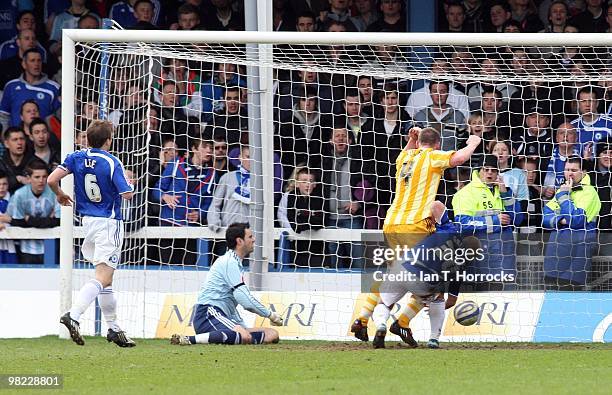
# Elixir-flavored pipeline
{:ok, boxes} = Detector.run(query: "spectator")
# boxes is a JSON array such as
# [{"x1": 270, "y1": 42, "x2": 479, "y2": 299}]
[
  {"x1": 413, "y1": 80, "x2": 467, "y2": 151},
  {"x1": 543, "y1": 156, "x2": 601, "y2": 289},
  {"x1": 154, "y1": 57, "x2": 202, "y2": 119},
  {"x1": 321, "y1": 127, "x2": 367, "y2": 269},
  {"x1": 511, "y1": 101, "x2": 554, "y2": 172},
  {"x1": 208, "y1": 145, "x2": 253, "y2": 231},
  {"x1": 6, "y1": 159, "x2": 60, "y2": 264},
  {"x1": 452, "y1": 154, "x2": 519, "y2": 287},
  {"x1": 510, "y1": 0, "x2": 544, "y2": 32},
  {"x1": 121, "y1": 167, "x2": 146, "y2": 233},
  {"x1": 0, "y1": 28, "x2": 44, "y2": 87},
  {"x1": 366, "y1": 0, "x2": 406, "y2": 32},
  {"x1": 0, "y1": 170, "x2": 18, "y2": 263},
  {"x1": 131, "y1": 0, "x2": 158, "y2": 29},
  {"x1": 0, "y1": 10, "x2": 47, "y2": 62},
  {"x1": 212, "y1": 135, "x2": 230, "y2": 177},
  {"x1": 152, "y1": 138, "x2": 215, "y2": 265},
  {"x1": 592, "y1": 140, "x2": 612, "y2": 232},
  {"x1": 147, "y1": 136, "x2": 176, "y2": 222},
  {"x1": 342, "y1": 88, "x2": 371, "y2": 144},
  {"x1": 365, "y1": 44, "x2": 409, "y2": 75},
  {"x1": 543, "y1": 122, "x2": 582, "y2": 194},
  {"x1": 276, "y1": 66, "x2": 333, "y2": 121},
  {"x1": 277, "y1": 165, "x2": 302, "y2": 230},
  {"x1": 276, "y1": 85, "x2": 325, "y2": 180},
  {"x1": 295, "y1": 10, "x2": 317, "y2": 31},
  {"x1": 211, "y1": 85, "x2": 248, "y2": 149},
  {"x1": 357, "y1": 75, "x2": 375, "y2": 117},
  {"x1": 157, "y1": 80, "x2": 193, "y2": 138},
  {"x1": 353, "y1": 0, "x2": 380, "y2": 31},
  {"x1": 491, "y1": 140, "x2": 529, "y2": 221},
  {"x1": 0, "y1": 2, "x2": 33, "y2": 44},
  {"x1": 458, "y1": 110, "x2": 489, "y2": 168},
  {"x1": 0, "y1": 127, "x2": 34, "y2": 194},
  {"x1": 75, "y1": 128, "x2": 88, "y2": 150},
  {"x1": 153, "y1": 138, "x2": 215, "y2": 227},
  {"x1": 320, "y1": 0, "x2": 361, "y2": 31},
  {"x1": 571, "y1": 87, "x2": 612, "y2": 147},
  {"x1": 487, "y1": 0, "x2": 512, "y2": 32},
  {"x1": 477, "y1": 86, "x2": 512, "y2": 141},
  {"x1": 170, "y1": 4, "x2": 201, "y2": 30},
  {"x1": 200, "y1": 63, "x2": 245, "y2": 123},
  {"x1": 538, "y1": 0, "x2": 586, "y2": 26},
  {"x1": 519, "y1": 157, "x2": 545, "y2": 228},
  {"x1": 569, "y1": 0, "x2": 608, "y2": 32},
  {"x1": 200, "y1": 0, "x2": 244, "y2": 31},
  {"x1": 443, "y1": 1, "x2": 467, "y2": 32},
  {"x1": 405, "y1": 61, "x2": 470, "y2": 120},
  {"x1": 29, "y1": 118, "x2": 60, "y2": 169},
  {"x1": 467, "y1": 60, "x2": 517, "y2": 106},
  {"x1": 286, "y1": 167, "x2": 325, "y2": 266},
  {"x1": 109, "y1": 0, "x2": 161, "y2": 29},
  {"x1": 49, "y1": 0, "x2": 100, "y2": 56},
  {"x1": 18, "y1": 99, "x2": 39, "y2": 140},
  {"x1": 541, "y1": 0, "x2": 569, "y2": 32},
  {"x1": 360, "y1": 85, "x2": 411, "y2": 221},
  {"x1": 272, "y1": 0, "x2": 296, "y2": 31},
  {"x1": 0, "y1": 48, "x2": 61, "y2": 130},
  {"x1": 462, "y1": 0, "x2": 486, "y2": 32}
]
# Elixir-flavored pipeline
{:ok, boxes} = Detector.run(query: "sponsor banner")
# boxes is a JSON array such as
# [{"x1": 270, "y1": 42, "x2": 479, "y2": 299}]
[
  {"x1": 156, "y1": 292, "x2": 359, "y2": 340},
  {"x1": 155, "y1": 294, "x2": 198, "y2": 338},
  {"x1": 534, "y1": 292, "x2": 612, "y2": 343},
  {"x1": 347, "y1": 292, "x2": 544, "y2": 342},
  {"x1": 442, "y1": 293, "x2": 544, "y2": 342}
]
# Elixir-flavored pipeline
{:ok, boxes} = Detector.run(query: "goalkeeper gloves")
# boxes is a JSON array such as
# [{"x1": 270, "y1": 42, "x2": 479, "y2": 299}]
[{"x1": 268, "y1": 311, "x2": 283, "y2": 326}]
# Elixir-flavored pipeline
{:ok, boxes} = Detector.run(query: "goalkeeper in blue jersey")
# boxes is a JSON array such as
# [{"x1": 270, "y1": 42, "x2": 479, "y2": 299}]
[{"x1": 171, "y1": 223, "x2": 282, "y2": 346}]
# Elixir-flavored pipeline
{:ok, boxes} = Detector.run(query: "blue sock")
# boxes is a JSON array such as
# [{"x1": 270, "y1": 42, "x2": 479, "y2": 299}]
[{"x1": 250, "y1": 331, "x2": 265, "y2": 344}]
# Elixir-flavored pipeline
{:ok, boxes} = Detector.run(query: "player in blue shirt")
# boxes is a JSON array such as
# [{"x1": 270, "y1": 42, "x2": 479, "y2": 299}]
[
  {"x1": 171, "y1": 223, "x2": 282, "y2": 346},
  {"x1": 47, "y1": 120, "x2": 136, "y2": 347}
]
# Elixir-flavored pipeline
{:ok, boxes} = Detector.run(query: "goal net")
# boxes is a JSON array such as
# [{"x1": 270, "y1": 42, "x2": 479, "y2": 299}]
[{"x1": 62, "y1": 30, "x2": 612, "y2": 342}]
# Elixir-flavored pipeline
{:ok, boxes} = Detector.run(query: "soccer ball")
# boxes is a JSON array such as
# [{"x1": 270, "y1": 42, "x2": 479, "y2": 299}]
[{"x1": 453, "y1": 301, "x2": 480, "y2": 326}]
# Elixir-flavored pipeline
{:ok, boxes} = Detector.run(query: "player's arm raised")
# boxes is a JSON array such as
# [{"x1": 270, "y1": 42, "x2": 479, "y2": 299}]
[
  {"x1": 47, "y1": 167, "x2": 74, "y2": 206},
  {"x1": 404, "y1": 127, "x2": 421, "y2": 150},
  {"x1": 449, "y1": 134, "x2": 481, "y2": 168}
]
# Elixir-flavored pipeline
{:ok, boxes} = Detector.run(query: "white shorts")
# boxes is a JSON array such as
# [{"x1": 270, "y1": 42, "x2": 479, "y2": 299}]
[
  {"x1": 379, "y1": 261, "x2": 439, "y2": 307},
  {"x1": 81, "y1": 216, "x2": 124, "y2": 269}
]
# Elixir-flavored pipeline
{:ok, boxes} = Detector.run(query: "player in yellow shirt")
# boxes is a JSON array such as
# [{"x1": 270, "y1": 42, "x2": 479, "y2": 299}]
[{"x1": 351, "y1": 127, "x2": 481, "y2": 344}]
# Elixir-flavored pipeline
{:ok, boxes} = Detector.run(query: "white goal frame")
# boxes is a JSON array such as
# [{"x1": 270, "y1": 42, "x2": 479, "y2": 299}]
[{"x1": 59, "y1": 29, "x2": 612, "y2": 330}]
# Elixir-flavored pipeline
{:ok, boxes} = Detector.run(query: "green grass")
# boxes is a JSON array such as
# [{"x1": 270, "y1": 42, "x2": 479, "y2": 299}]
[{"x1": 1, "y1": 337, "x2": 611, "y2": 395}]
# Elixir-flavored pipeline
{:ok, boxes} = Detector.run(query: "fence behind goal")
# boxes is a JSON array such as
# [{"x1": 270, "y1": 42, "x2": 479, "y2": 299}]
[{"x1": 59, "y1": 30, "x2": 612, "y2": 341}]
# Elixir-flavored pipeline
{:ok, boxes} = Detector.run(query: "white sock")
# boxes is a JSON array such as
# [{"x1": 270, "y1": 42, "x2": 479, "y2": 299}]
[
  {"x1": 98, "y1": 287, "x2": 121, "y2": 332},
  {"x1": 194, "y1": 333, "x2": 210, "y2": 344},
  {"x1": 372, "y1": 303, "x2": 391, "y2": 332},
  {"x1": 70, "y1": 279, "x2": 103, "y2": 321},
  {"x1": 429, "y1": 300, "x2": 445, "y2": 341}
]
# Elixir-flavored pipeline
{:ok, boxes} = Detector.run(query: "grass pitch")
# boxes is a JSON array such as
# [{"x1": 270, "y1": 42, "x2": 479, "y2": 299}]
[{"x1": 1, "y1": 337, "x2": 610, "y2": 394}]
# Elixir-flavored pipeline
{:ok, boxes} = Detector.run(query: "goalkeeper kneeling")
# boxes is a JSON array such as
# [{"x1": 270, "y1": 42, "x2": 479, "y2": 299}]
[{"x1": 171, "y1": 223, "x2": 282, "y2": 346}]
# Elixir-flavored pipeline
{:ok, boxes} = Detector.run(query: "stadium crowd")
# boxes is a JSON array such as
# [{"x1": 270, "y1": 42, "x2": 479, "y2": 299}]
[{"x1": 0, "y1": 0, "x2": 611, "y2": 288}]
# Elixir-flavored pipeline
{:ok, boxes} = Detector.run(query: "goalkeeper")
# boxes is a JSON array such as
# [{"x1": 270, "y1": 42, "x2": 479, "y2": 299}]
[{"x1": 171, "y1": 223, "x2": 282, "y2": 346}]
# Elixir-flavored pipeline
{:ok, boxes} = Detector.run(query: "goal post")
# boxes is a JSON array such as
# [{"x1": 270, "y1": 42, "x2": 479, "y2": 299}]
[{"x1": 59, "y1": 28, "x2": 612, "y2": 342}]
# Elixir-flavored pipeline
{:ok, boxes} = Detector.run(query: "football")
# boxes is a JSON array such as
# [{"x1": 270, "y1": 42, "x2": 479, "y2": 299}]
[{"x1": 453, "y1": 301, "x2": 480, "y2": 326}]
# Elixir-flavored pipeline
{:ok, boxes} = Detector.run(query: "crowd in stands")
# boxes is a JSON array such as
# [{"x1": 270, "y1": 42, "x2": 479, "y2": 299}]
[{"x1": 0, "y1": 1, "x2": 610, "y2": 289}]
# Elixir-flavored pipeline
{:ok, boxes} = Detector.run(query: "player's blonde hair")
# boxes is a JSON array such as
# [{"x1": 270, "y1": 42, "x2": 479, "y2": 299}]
[{"x1": 418, "y1": 127, "x2": 441, "y2": 147}]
